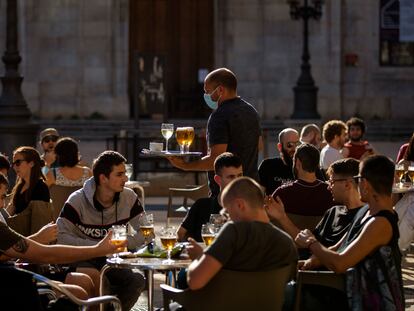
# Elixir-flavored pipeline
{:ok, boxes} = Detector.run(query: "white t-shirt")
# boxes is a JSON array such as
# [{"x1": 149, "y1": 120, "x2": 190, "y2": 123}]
[{"x1": 320, "y1": 145, "x2": 343, "y2": 170}]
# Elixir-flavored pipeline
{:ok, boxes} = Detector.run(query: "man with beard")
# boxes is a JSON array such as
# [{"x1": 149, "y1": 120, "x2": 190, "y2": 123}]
[
  {"x1": 39, "y1": 128, "x2": 60, "y2": 175},
  {"x1": 258, "y1": 128, "x2": 299, "y2": 195},
  {"x1": 320, "y1": 120, "x2": 347, "y2": 171},
  {"x1": 342, "y1": 117, "x2": 374, "y2": 160}
]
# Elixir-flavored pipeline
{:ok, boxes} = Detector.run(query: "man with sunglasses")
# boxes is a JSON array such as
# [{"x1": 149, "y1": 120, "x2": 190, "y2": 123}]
[
  {"x1": 259, "y1": 128, "x2": 300, "y2": 195},
  {"x1": 39, "y1": 128, "x2": 60, "y2": 174}
]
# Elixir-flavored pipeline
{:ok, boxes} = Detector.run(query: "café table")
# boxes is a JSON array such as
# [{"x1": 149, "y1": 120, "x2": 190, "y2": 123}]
[
  {"x1": 99, "y1": 256, "x2": 191, "y2": 311},
  {"x1": 392, "y1": 183, "x2": 414, "y2": 194}
]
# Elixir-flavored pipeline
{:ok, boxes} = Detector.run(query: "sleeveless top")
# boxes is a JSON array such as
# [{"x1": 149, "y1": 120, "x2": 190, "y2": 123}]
[{"x1": 54, "y1": 167, "x2": 90, "y2": 187}]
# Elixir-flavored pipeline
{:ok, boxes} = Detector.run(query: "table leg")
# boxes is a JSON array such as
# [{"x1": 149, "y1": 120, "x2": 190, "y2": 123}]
[{"x1": 147, "y1": 269, "x2": 154, "y2": 311}]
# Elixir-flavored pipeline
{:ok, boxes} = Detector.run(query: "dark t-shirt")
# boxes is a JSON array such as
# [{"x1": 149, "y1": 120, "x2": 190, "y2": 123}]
[
  {"x1": 207, "y1": 97, "x2": 261, "y2": 196},
  {"x1": 258, "y1": 157, "x2": 294, "y2": 195},
  {"x1": 15, "y1": 179, "x2": 50, "y2": 214},
  {"x1": 313, "y1": 205, "x2": 365, "y2": 247},
  {"x1": 181, "y1": 196, "x2": 222, "y2": 242},
  {"x1": 273, "y1": 179, "x2": 334, "y2": 216},
  {"x1": 206, "y1": 221, "x2": 297, "y2": 271},
  {"x1": 0, "y1": 222, "x2": 22, "y2": 253}
]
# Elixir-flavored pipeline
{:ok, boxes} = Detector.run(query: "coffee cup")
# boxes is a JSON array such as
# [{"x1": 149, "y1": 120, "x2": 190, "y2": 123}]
[{"x1": 149, "y1": 142, "x2": 163, "y2": 152}]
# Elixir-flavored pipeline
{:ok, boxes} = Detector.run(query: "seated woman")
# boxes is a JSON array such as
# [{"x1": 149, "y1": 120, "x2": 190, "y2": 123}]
[
  {"x1": 295, "y1": 155, "x2": 404, "y2": 310},
  {"x1": 6, "y1": 146, "x2": 50, "y2": 216},
  {"x1": 46, "y1": 137, "x2": 92, "y2": 187}
]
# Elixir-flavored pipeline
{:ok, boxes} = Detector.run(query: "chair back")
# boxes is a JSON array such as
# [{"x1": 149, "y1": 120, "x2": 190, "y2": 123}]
[
  {"x1": 294, "y1": 270, "x2": 346, "y2": 311},
  {"x1": 7, "y1": 200, "x2": 54, "y2": 236},
  {"x1": 49, "y1": 184, "x2": 81, "y2": 220},
  {"x1": 166, "y1": 184, "x2": 209, "y2": 226},
  {"x1": 162, "y1": 263, "x2": 295, "y2": 311},
  {"x1": 286, "y1": 213, "x2": 322, "y2": 230}
]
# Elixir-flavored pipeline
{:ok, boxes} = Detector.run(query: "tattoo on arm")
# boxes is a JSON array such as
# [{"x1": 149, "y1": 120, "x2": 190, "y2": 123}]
[{"x1": 12, "y1": 238, "x2": 29, "y2": 254}]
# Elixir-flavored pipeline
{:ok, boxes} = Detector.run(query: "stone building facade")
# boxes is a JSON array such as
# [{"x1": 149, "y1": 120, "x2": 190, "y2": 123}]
[{"x1": 0, "y1": 0, "x2": 413, "y2": 121}]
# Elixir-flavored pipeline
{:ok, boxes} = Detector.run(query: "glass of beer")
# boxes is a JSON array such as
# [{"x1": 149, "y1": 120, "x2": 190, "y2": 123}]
[
  {"x1": 395, "y1": 164, "x2": 405, "y2": 183},
  {"x1": 185, "y1": 127, "x2": 195, "y2": 153},
  {"x1": 201, "y1": 224, "x2": 215, "y2": 246},
  {"x1": 111, "y1": 225, "x2": 127, "y2": 262},
  {"x1": 160, "y1": 226, "x2": 177, "y2": 263},
  {"x1": 161, "y1": 123, "x2": 174, "y2": 152},
  {"x1": 175, "y1": 127, "x2": 187, "y2": 153},
  {"x1": 139, "y1": 213, "x2": 154, "y2": 244}
]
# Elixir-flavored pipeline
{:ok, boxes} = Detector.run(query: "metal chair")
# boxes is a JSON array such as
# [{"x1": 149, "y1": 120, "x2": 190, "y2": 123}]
[
  {"x1": 161, "y1": 263, "x2": 295, "y2": 311},
  {"x1": 49, "y1": 184, "x2": 82, "y2": 220},
  {"x1": 166, "y1": 184, "x2": 208, "y2": 226},
  {"x1": 27, "y1": 269, "x2": 122, "y2": 311}
]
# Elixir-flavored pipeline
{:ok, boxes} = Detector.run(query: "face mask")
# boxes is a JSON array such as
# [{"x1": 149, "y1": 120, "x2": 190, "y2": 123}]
[{"x1": 203, "y1": 86, "x2": 220, "y2": 110}]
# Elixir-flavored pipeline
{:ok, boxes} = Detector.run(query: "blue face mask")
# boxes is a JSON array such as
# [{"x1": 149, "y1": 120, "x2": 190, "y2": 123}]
[{"x1": 203, "y1": 86, "x2": 220, "y2": 110}]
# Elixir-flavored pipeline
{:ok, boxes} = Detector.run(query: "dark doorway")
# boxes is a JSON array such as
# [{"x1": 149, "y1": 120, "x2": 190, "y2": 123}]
[{"x1": 129, "y1": 0, "x2": 214, "y2": 119}]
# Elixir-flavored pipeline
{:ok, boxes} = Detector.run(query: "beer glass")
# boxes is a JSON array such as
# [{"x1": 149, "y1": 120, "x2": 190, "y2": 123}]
[
  {"x1": 160, "y1": 226, "x2": 177, "y2": 263},
  {"x1": 185, "y1": 127, "x2": 195, "y2": 153},
  {"x1": 395, "y1": 164, "x2": 405, "y2": 183},
  {"x1": 175, "y1": 127, "x2": 187, "y2": 153},
  {"x1": 201, "y1": 223, "x2": 215, "y2": 246},
  {"x1": 209, "y1": 214, "x2": 225, "y2": 233},
  {"x1": 139, "y1": 213, "x2": 154, "y2": 244},
  {"x1": 161, "y1": 123, "x2": 174, "y2": 152},
  {"x1": 111, "y1": 225, "x2": 127, "y2": 262}
]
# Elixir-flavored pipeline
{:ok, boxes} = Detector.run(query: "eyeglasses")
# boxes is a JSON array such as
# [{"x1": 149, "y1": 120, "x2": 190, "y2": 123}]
[
  {"x1": 353, "y1": 175, "x2": 365, "y2": 183},
  {"x1": 42, "y1": 136, "x2": 58, "y2": 143},
  {"x1": 12, "y1": 159, "x2": 27, "y2": 167},
  {"x1": 286, "y1": 141, "x2": 301, "y2": 149},
  {"x1": 328, "y1": 178, "x2": 351, "y2": 185}
]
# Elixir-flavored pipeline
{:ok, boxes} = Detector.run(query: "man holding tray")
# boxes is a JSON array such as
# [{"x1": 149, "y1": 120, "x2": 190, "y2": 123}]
[{"x1": 168, "y1": 68, "x2": 262, "y2": 196}]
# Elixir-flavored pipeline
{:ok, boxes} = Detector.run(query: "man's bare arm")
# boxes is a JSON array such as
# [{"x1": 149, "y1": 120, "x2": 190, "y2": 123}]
[
  {"x1": 168, "y1": 144, "x2": 227, "y2": 171},
  {"x1": 187, "y1": 254, "x2": 223, "y2": 290}
]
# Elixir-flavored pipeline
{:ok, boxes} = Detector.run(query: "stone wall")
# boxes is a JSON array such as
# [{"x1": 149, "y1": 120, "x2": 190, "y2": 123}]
[
  {"x1": 0, "y1": 0, "x2": 129, "y2": 119},
  {"x1": 215, "y1": 0, "x2": 414, "y2": 121}
]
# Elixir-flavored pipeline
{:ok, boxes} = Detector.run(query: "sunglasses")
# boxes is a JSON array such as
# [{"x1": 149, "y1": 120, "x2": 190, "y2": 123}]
[
  {"x1": 12, "y1": 159, "x2": 27, "y2": 167},
  {"x1": 286, "y1": 141, "x2": 300, "y2": 149},
  {"x1": 42, "y1": 136, "x2": 58, "y2": 143}
]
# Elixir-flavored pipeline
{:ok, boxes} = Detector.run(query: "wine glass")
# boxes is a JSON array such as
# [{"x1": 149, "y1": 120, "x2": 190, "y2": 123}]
[
  {"x1": 139, "y1": 213, "x2": 154, "y2": 244},
  {"x1": 125, "y1": 163, "x2": 133, "y2": 181},
  {"x1": 160, "y1": 226, "x2": 177, "y2": 263},
  {"x1": 201, "y1": 223, "x2": 215, "y2": 246},
  {"x1": 185, "y1": 127, "x2": 195, "y2": 153},
  {"x1": 209, "y1": 213, "x2": 225, "y2": 233},
  {"x1": 110, "y1": 225, "x2": 127, "y2": 262},
  {"x1": 161, "y1": 123, "x2": 174, "y2": 153}
]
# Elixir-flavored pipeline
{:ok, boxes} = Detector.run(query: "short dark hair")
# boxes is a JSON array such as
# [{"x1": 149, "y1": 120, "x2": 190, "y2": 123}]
[
  {"x1": 220, "y1": 177, "x2": 264, "y2": 209},
  {"x1": 360, "y1": 155, "x2": 394, "y2": 196},
  {"x1": 294, "y1": 143, "x2": 320, "y2": 173},
  {"x1": 327, "y1": 158, "x2": 360, "y2": 184},
  {"x1": 214, "y1": 152, "x2": 242, "y2": 175},
  {"x1": 205, "y1": 68, "x2": 237, "y2": 91},
  {"x1": 323, "y1": 120, "x2": 347, "y2": 143},
  {"x1": 346, "y1": 117, "x2": 366, "y2": 135},
  {"x1": 92, "y1": 151, "x2": 126, "y2": 185},
  {"x1": 0, "y1": 153, "x2": 10, "y2": 171},
  {"x1": 54, "y1": 137, "x2": 79, "y2": 167},
  {"x1": 0, "y1": 172, "x2": 9, "y2": 187}
]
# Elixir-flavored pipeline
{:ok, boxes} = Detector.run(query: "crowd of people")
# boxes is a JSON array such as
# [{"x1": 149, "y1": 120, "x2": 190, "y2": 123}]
[{"x1": 0, "y1": 67, "x2": 412, "y2": 310}]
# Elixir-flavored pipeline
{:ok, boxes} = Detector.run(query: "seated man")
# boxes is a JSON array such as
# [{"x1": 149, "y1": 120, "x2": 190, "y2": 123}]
[
  {"x1": 177, "y1": 152, "x2": 243, "y2": 242},
  {"x1": 186, "y1": 177, "x2": 297, "y2": 290},
  {"x1": 0, "y1": 220, "x2": 125, "y2": 309},
  {"x1": 272, "y1": 143, "x2": 334, "y2": 218},
  {"x1": 266, "y1": 158, "x2": 365, "y2": 247},
  {"x1": 342, "y1": 117, "x2": 374, "y2": 160},
  {"x1": 296, "y1": 155, "x2": 404, "y2": 310},
  {"x1": 57, "y1": 151, "x2": 146, "y2": 311}
]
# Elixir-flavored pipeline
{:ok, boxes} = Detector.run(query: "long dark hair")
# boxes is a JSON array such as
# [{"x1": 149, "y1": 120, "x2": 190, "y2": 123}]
[
  {"x1": 404, "y1": 133, "x2": 414, "y2": 162},
  {"x1": 10, "y1": 146, "x2": 45, "y2": 207}
]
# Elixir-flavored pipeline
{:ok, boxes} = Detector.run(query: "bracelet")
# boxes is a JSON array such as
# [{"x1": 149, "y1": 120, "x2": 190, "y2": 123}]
[{"x1": 307, "y1": 238, "x2": 318, "y2": 248}]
